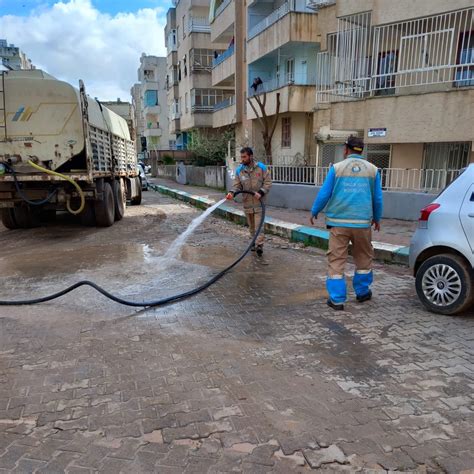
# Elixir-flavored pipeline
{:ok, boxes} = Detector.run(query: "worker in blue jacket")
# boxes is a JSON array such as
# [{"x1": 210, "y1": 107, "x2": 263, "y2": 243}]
[{"x1": 310, "y1": 136, "x2": 383, "y2": 311}]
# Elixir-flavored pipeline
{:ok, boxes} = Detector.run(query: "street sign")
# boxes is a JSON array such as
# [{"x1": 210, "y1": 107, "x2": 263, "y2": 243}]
[{"x1": 368, "y1": 128, "x2": 387, "y2": 138}]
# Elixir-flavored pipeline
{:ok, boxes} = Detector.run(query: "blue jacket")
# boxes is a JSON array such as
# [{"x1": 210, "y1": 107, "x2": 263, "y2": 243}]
[{"x1": 311, "y1": 155, "x2": 383, "y2": 228}]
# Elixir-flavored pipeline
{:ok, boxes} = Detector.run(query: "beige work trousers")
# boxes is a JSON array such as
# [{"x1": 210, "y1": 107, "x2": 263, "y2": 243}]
[
  {"x1": 327, "y1": 227, "x2": 373, "y2": 277},
  {"x1": 245, "y1": 211, "x2": 264, "y2": 246}
]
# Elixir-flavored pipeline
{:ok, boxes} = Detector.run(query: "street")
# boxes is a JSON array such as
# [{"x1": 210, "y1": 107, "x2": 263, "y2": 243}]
[{"x1": 0, "y1": 190, "x2": 473, "y2": 473}]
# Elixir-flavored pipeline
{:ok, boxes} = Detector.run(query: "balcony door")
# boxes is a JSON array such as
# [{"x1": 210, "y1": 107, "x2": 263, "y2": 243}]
[{"x1": 286, "y1": 58, "x2": 294, "y2": 84}]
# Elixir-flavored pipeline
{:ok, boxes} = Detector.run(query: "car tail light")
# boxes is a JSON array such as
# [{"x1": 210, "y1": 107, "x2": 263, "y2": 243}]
[{"x1": 419, "y1": 203, "x2": 440, "y2": 226}]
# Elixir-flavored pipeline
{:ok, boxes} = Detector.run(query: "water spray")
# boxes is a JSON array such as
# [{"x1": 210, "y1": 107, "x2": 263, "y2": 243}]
[{"x1": 0, "y1": 191, "x2": 264, "y2": 308}]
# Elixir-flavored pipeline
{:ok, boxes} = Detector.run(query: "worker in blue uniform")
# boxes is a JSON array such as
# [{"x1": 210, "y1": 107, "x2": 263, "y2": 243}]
[{"x1": 310, "y1": 136, "x2": 383, "y2": 311}]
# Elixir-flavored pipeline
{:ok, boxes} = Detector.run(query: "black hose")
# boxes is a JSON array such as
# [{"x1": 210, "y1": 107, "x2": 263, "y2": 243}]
[
  {"x1": 0, "y1": 191, "x2": 264, "y2": 307},
  {"x1": 2, "y1": 162, "x2": 57, "y2": 206}
]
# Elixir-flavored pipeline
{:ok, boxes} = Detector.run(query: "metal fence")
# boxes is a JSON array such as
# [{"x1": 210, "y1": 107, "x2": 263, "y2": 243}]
[
  {"x1": 316, "y1": 7, "x2": 474, "y2": 103},
  {"x1": 212, "y1": 44, "x2": 235, "y2": 68},
  {"x1": 268, "y1": 166, "x2": 462, "y2": 192}
]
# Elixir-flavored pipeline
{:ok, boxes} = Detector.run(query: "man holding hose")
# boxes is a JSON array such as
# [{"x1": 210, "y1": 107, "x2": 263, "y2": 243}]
[{"x1": 226, "y1": 147, "x2": 272, "y2": 256}]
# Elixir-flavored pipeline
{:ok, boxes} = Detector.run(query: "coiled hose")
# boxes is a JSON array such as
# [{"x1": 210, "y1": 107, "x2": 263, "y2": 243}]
[{"x1": 0, "y1": 191, "x2": 264, "y2": 307}]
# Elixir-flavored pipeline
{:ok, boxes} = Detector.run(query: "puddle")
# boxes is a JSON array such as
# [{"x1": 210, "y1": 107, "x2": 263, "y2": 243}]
[{"x1": 270, "y1": 288, "x2": 327, "y2": 307}]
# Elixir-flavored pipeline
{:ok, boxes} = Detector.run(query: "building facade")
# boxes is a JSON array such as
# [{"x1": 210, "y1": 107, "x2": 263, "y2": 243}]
[
  {"x1": 130, "y1": 54, "x2": 171, "y2": 157},
  {"x1": 165, "y1": 0, "x2": 231, "y2": 150},
  {"x1": 314, "y1": 0, "x2": 474, "y2": 188},
  {"x1": 102, "y1": 100, "x2": 135, "y2": 142},
  {"x1": 0, "y1": 39, "x2": 35, "y2": 70}
]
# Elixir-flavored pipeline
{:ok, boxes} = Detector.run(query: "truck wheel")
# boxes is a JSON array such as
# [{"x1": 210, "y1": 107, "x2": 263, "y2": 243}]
[
  {"x1": 80, "y1": 202, "x2": 96, "y2": 226},
  {"x1": 415, "y1": 254, "x2": 474, "y2": 315},
  {"x1": 13, "y1": 206, "x2": 40, "y2": 228},
  {"x1": 130, "y1": 177, "x2": 142, "y2": 206},
  {"x1": 114, "y1": 178, "x2": 126, "y2": 221},
  {"x1": 94, "y1": 181, "x2": 115, "y2": 227},
  {"x1": 1, "y1": 209, "x2": 18, "y2": 229}
]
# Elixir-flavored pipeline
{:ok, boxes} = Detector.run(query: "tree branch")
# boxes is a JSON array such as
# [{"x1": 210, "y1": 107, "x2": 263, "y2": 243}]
[
  {"x1": 247, "y1": 96, "x2": 265, "y2": 131},
  {"x1": 269, "y1": 92, "x2": 281, "y2": 141}
]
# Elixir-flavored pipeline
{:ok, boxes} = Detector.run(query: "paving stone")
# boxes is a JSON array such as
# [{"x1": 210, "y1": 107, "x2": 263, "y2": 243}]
[{"x1": 303, "y1": 445, "x2": 347, "y2": 469}]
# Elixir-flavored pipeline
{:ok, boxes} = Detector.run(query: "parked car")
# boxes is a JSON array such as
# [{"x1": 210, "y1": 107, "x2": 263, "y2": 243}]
[
  {"x1": 138, "y1": 163, "x2": 149, "y2": 191},
  {"x1": 409, "y1": 164, "x2": 474, "y2": 315}
]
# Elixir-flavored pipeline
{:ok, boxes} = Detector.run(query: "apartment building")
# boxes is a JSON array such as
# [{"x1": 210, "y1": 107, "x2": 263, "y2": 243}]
[
  {"x1": 165, "y1": 0, "x2": 231, "y2": 150},
  {"x1": 130, "y1": 54, "x2": 170, "y2": 156},
  {"x1": 102, "y1": 99, "x2": 135, "y2": 142},
  {"x1": 0, "y1": 39, "x2": 35, "y2": 71},
  {"x1": 314, "y1": 0, "x2": 474, "y2": 184}
]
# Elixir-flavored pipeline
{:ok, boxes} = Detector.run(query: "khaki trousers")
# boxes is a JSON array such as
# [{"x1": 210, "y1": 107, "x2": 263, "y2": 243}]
[
  {"x1": 328, "y1": 227, "x2": 373, "y2": 277},
  {"x1": 245, "y1": 211, "x2": 264, "y2": 246}
]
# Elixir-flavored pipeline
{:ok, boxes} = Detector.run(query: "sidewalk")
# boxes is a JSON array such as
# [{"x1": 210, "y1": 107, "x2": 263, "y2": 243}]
[{"x1": 150, "y1": 178, "x2": 415, "y2": 264}]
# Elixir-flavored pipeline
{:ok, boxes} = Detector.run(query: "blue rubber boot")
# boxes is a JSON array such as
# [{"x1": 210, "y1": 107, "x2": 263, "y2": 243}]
[
  {"x1": 326, "y1": 277, "x2": 347, "y2": 310},
  {"x1": 353, "y1": 271, "x2": 373, "y2": 302}
]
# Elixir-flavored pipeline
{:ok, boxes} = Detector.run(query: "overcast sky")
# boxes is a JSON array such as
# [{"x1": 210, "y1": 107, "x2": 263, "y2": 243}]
[{"x1": 0, "y1": 0, "x2": 172, "y2": 101}]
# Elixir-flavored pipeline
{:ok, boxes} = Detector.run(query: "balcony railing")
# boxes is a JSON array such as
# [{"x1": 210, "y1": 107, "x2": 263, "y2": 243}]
[
  {"x1": 213, "y1": 95, "x2": 235, "y2": 111},
  {"x1": 249, "y1": 73, "x2": 316, "y2": 96},
  {"x1": 191, "y1": 105, "x2": 214, "y2": 113},
  {"x1": 212, "y1": 44, "x2": 235, "y2": 68},
  {"x1": 266, "y1": 165, "x2": 463, "y2": 192},
  {"x1": 215, "y1": 0, "x2": 232, "y2": 18},
  {"x1": 248, "y1": 0, "x2": 315, "y2": 40},
  {"x1": 306, "y1": 0, "x2": 335, "y2": 10},
  {"x1": 317, "y1": 7, "x2": 474, "y2": 104},
  {"x1": 188, "y1": 16, "x2": 210, "y2": 34}
]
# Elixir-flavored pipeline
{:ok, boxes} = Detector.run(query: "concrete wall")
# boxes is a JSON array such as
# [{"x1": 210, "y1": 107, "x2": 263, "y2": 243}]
[
  {"x1": 212, "y1": 53, "x2": 236, "y2": 87},
  {"x1": 157, "y1": 164, "x2": 226, "y2": 189},
  {"x1": 213, "y1": 103, "x2": 237, "y2": 128},
  {"x1": 238, "y1": 183, "x2": 435, "y2": 221},
  {"x1": 247, "y1": 12, "x2": 320, "y2": 64},
  {"x1": 391, "y1": 143, "x2": 424, "y2": 169},
  {"x1": 315, "y1": 89, "x2": 474, "y2": 146}
]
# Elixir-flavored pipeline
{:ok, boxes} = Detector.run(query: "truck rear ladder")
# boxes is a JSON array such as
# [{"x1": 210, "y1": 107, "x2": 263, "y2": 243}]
[{"x1": 0, "y1": 72, "x2": 6, "y2": 142}]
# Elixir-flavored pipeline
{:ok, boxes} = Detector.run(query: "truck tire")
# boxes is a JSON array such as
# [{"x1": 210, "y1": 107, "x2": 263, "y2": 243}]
[
  {"x1": 415, "y1": 254, "x2": 474, "y2": 315},
  {"x1": 130, "y1": 177, "x2": 142, "y2": 206},
  {"x1": 94, "y1": 181, "x2": 115, "y2": 227},
  {"x1": 80, "y1": 202, "x2": 96, "y2": 226},
  {"x1": 1, "y1": 208, "x2": 18, "y2": 229},
  {"x1": 13, "y1": 206, "x2": 40, "y2": 228},
  {"x1": 114, "y1": 178, "x2": 126, "y2": 221}
]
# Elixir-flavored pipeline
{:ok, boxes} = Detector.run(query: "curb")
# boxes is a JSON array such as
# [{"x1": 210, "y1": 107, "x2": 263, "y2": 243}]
[{"x1": 150, "y1": 183, "x2": 410, "y2": 266}]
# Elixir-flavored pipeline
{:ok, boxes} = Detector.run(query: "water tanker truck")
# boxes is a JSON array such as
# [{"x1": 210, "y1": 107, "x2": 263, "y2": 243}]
[{"x1": 0, "y1": 70, "x2": 142, "y2": 229}]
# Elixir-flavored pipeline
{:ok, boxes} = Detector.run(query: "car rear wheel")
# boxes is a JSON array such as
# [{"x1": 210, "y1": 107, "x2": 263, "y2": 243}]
[{"x1": 415, "y1": 254, "x2": 474, "y2": 315}]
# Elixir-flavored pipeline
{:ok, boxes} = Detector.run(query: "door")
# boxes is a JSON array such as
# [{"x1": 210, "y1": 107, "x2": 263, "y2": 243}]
[
  {"x1": 460, "y1": 184, "x2": 474, "y2": 253},
  {"x1": 286, "y1": 58, "x2": 294, "y2": 84}
]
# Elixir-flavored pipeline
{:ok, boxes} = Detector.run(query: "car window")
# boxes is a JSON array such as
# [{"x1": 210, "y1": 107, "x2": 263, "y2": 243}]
[{"x1": 436, "y1": 168, "x2": 466, "y2": 199}]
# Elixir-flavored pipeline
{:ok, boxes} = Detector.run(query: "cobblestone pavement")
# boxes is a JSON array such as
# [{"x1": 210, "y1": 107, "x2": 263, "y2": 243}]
[
  {"x1": 0, "y1": 191, "x2": 473, "y2": 473},
  {"x1": 153, "y1": 178, "x2": 417, "y2": 247}
]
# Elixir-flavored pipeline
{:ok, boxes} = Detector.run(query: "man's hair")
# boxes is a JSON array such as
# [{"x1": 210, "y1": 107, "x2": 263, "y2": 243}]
[
  {"x1": 240, "y1": 147, "x2": 253, "y2": 156},
  {"x1": 345, "y1": 136, "x2": 364, "y2": 153}
]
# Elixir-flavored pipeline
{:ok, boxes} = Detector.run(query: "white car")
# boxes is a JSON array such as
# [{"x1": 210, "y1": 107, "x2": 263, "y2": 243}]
[
  {"x1": 138, "y1": 163, "x2": 149, "y2": 191},
  {"x1": 409, "y1": 164, "x2": 474, "y2": 315}
]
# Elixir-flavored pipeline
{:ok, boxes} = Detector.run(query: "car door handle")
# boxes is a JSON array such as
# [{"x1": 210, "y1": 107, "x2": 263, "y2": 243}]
[{"x1": 469, "y1": 213, "x2": 474, "y2": 218}]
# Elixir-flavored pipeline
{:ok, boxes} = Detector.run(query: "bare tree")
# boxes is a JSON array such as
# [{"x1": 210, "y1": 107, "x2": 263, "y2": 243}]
[{"x1": 247, "y1": 91, "x2": 281, "y2": 165}]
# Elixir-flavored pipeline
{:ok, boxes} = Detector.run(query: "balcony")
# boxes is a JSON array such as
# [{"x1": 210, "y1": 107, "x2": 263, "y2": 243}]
[
  {"x1": 249, "y1": 73, "x2": 316, "y2": 97},
  {"x1": 247, "y1": 2, "x2": 319, "y2": 63},
  {"x1": 212, "y1": 45, "x2": 235, "y2": 86},
  {"x1": 247, "y1": 75, "x2": 316, "y2": 118},
  {"x1": 211, "y1": 0, "x2": 234, "y2": 43},
  {"x1": 213, "y1": 97, "x2": 236, "y2": 128},
  {"x1": 143, "y1": 104, "x2": 160, "y2": 115},
  {"x1": 188, "y1": 16, "x2": 210, "y2": 34},
  {"x1": 316, "y1": 7, "x2": 474, "y2": 104},
  {"x1": 191, "y1": 105, "x2": 214, "y2": 114},
  {"x1": 144, "y1": 127, "x2": 162, "y2": 138},
  {"x1": 248, "y1": 0, "x2": 316, "y2": 40}
]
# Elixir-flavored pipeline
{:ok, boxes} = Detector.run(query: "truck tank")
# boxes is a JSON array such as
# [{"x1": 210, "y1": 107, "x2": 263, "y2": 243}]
[{"x1": 0, "y1": 69, "x2": 134, "y2": 174}]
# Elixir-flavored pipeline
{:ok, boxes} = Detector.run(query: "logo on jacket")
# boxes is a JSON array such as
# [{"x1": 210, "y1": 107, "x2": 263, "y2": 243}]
[{"x1": 352, "y1": 165, "x2": 361, "y2": 173}]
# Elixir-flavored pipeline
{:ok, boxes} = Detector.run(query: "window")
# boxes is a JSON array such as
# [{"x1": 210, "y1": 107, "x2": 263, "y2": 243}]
[
  {"x1": 190, "y1": 49, "x2": 215, "y2": 71},
  {"x1": 185, "y1": 92, "x2": 189, "y2": 113},
  {"x1": 399, "y1": 29, "x2": 454, "y2": 72},
  {"x1": 455, "y1": 30, "x2": 474, "y2": 87},
  {"x1": 182, "y1": 15, "x2": 186, "y2": 38},
  {"x1": 191, "y1": 89, "x2": 233, "y2": 112},
  {"x1": 286, "y1": 58, "x2": 294, "y2": 83},
  {"x1": 281, "y1": 117, "x2": 291, "y2": 148},
  {"x1": 143, "y1": 69, "x2": 155, "y2": 81},
  {"x1": 423, "y1": 142, "x2": 470, "y2": 170},
  {"x1": 144, "y1": 90, "x2": 158, "y2": 107},
  {"x1": 376, "y1": 51, "x2": 398, "y2": 93}
]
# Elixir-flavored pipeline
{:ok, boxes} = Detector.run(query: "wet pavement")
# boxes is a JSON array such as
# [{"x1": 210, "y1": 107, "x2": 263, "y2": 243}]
[
  {"x1": 153, "y1": 178, "x2": 417, "y2": 247},
  {"x1": 0, "y1": 190, "x2": 473, "y2": 473}
]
